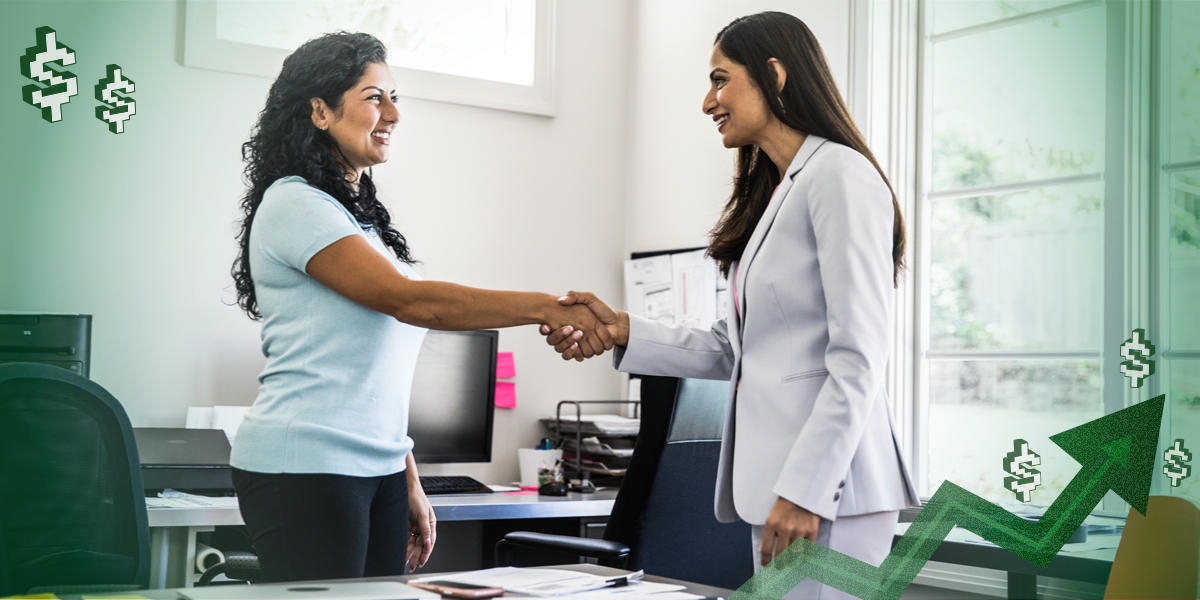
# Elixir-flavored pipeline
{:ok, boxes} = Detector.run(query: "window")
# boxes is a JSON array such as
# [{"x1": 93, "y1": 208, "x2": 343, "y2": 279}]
[
  {"x1": 909, "y1": 0, "x2": 1200, "y2": 512},
  {"x1": 183, "y1": 0, "x2": 556, "y2": 116},
  {"x1": 918, "y1": 0, "x2": 1110, "y2": 506},
  {"x1": 1157, "y1": 0, "x2": 1200, "y2": 506}
]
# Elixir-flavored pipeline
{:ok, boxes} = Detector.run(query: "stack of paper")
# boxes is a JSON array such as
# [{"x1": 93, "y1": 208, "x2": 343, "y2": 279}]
[
  {"x1": 145, "y1": 490, "x2": 238, "y2": 509},
  {"x1": 543, "y1": 414, "x2": 641, "y2": 435},
  {"x1": 1083, "y1": 514, "x2": 1126, "y2": 535},
  {"x1": 945, "y1": 525, "x2": 1122, "y2": 553},
  {"x1": 412, "y1": 568, "x2": 701, "y2": 599},
  {"x1": 413, "y1": 568, "x2": 613, "y2": 596},
  {"x1": 562, "y1": 436, "x2": 635, "y2": 458}
]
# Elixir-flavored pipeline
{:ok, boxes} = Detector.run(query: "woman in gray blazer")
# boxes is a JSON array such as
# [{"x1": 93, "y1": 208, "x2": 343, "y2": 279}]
[{"x1": 543, "y1": 12, "x2": 918, "y2": 599}]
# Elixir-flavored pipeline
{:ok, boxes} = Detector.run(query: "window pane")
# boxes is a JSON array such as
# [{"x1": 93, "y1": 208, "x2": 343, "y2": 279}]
[
  {"x1": 926, "y1": 360, "x2": 1104, "y2": 501},
  {"x1": 930, "y1": 183, "x2": 1104, "y2": 350},
  {"x1": 1169, "y1": 361, "x2": 1200, "y2": 505},
  {"x1": 1170, "y1": 171, "x2": 1200, "y2": 351},
  {"x1": 931, "y1": 0, "x2": 1076, "y2": 35},
  {"x1": 931, "y1": 5, "x2": 1105, "y2": 190},
  {"x1": 214, "y1": 0, "x2": 537, "y2": 86},
  {"x1": 1168, "y1": 0, "x2": 1200, "y2": 163}
]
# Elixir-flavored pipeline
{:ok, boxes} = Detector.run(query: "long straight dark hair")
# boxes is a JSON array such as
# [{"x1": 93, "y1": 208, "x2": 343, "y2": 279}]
[{"x1": 707, "y1": 12, "x2": 905, "y2": 286}]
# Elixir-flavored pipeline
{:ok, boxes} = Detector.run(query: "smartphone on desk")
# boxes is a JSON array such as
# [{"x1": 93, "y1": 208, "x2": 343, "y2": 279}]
[{"x1": 408, "y1": 581, "x2": 505, "y2": 598}]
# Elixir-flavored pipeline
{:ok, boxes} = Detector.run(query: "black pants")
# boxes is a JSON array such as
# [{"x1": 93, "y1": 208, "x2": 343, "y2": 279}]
[{"x1": 231, "y1": 468, "x2": 410, "y2": 582}]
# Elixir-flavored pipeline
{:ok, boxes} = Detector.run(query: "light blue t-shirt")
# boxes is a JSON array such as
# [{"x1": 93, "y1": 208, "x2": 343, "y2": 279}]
[{"x1": 230, "y1": 176, "x2": 427, "y2": 476}]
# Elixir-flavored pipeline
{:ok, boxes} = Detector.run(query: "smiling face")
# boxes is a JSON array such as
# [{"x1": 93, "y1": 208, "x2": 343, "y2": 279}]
[
  {"x1": 313, "y1": 62, "x2": 398, "y2": 178},
  {"x1": 702, "y1": 45, "x2": 775, "y2": 149}
]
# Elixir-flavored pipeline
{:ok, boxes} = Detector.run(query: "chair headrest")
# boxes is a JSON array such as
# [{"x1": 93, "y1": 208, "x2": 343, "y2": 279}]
[{"x1": 666, "y1": 378, "x2": 730, "y2": 443}]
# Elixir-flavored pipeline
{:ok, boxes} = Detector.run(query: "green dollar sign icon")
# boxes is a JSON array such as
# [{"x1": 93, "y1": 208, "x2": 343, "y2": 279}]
[
  {"x1": 1003, "y1": 439, "x2": 1042, "y2": 503},
  {"x1": 1119, "y1": 329, "x2": 1155, "y2": 388},
  {"x1": 19, "y1": 26, "x2": 79, "y2": 123},
  {"x1": 1164, "y1": 439, "x2": 1192, "y2": 487},
  {"x1": 95, "y1": 64, "x2": 135, "y2": 134}
]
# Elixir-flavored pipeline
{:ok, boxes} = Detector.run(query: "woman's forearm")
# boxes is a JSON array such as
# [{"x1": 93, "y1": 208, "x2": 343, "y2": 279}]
[
  {"x1": 305, "y1": 235, "x2": 600, "y2": 337},
  {"x1": 392, "y1": 281, "x2": 562, "y2": 331},
  {"x1": 406, "y1": 451, "x2": 420, "y2": 484}
]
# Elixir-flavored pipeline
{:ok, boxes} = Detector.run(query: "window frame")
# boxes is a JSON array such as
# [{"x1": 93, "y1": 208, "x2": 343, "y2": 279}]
[
  {"x1": 181, "y1": 0, "x2": 558, "y2": 117},
  {"x1": 857, "y1": 0, "x2": 1158, "y2": 516},
  {"x1": 1154, "y1": 0, "x2": 1200, "y2": 501}
]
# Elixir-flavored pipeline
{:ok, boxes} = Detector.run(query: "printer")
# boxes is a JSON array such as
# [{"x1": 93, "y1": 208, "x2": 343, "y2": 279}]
[{"x1": 134, "y1": 428, "x2": 234, "y2": 494}]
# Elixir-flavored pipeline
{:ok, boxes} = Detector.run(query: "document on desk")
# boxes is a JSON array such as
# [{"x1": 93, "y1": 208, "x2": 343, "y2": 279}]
[
  {"x1": 413, "y1": 568, "x2": 622, "y2": 596},
  {"x1": 145, "y1": 491, "x2": 238, "y2": 509},
  {"x1": 569, "y1": 582, "x2": 695, "y2": 600},
  {"x1": 947, "y1": 526, "x2": 1123, "y2": 553}
]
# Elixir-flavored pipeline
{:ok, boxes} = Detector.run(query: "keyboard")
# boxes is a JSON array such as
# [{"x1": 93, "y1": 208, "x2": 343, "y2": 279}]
[{"x1": 419, "y1": 475, "x2": 493, "y2": 495}]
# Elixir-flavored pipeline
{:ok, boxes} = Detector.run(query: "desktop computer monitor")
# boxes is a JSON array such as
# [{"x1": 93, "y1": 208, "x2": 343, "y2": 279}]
[{"x1": 408, "y1": 329, "x2": 497, "y2": 464}]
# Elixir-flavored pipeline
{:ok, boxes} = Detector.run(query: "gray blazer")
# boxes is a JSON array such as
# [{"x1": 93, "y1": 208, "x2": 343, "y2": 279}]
[{"x1": 613, "y1": 135, "x2": 918, "y2": 525}]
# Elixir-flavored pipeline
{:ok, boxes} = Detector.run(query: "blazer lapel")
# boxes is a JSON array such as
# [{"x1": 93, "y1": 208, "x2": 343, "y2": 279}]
[{"x1": 734, "y1": 135, "x2": 828, "y2": 327}]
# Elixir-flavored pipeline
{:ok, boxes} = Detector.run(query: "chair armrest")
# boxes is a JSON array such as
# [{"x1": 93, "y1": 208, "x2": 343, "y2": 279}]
[
  {"x1": 195, "y1": 551, "x2": 262, "y2": 586},
  {"x1": 223, "y1": 552, "x2": 262, "y2": 582},
  {"x1": 495, "y1": 532, "x2": 631, "y2": 568}
]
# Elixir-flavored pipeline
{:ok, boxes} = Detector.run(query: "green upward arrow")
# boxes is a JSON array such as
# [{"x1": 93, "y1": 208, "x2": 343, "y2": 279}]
[{"x1": 731, "y1": 395, "x2": 1165, "y2": 600}]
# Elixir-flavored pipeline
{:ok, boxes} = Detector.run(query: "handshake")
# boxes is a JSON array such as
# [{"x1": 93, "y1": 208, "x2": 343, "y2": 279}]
[{"x1": 539, "y1": 292, "x2": 630, "y2": 362}]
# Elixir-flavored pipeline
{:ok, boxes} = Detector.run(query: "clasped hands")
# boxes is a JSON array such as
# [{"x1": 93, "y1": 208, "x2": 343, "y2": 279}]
[{"x1": 540, "y1": 292, "x2": 629, "y2": 361}]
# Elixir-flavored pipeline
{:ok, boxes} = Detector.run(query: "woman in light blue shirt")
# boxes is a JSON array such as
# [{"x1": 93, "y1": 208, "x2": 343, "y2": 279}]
[{"x1": 228, "y1": 32, "x2": 612, "y2": 582}]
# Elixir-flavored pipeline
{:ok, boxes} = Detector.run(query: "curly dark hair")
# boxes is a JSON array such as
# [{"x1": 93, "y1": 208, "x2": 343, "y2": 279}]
[{"x1": 232, "y1": 31, "x2": 415, "y2": 320}]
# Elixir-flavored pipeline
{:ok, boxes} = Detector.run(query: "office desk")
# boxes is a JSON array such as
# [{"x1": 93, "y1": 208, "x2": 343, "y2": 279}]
[
  {"x1": 895, "y1": 522, "x2": 1117, "y2": 599},
  {"x1": 148, "y1": 490, "x2": 617, "y2": 590},
  {"x1": 83, "y1": 563, "x2": 734, "y2": 600}
]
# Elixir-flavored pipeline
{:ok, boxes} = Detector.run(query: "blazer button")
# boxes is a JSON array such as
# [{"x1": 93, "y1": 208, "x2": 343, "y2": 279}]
[
  {"x1": 838, "y1": 480, "x2": 845, "y2": 488},
  {"x1": 833, "y1": 492, "x2": 841, "y2": 501}
]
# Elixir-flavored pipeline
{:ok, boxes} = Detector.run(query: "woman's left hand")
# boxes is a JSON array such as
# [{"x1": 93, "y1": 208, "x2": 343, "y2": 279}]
[
  {"x1": 760, "y1": 497, "x2": 820, "y2": 567},
  {"x1": 407, "y1": 482, "x2": 437, "y2": 571}
]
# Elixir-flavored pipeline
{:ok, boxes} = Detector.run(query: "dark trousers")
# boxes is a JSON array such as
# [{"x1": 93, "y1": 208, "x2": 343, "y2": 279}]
[{"x1": 231, "y1": 468, "x2": 410, "y2": 582}]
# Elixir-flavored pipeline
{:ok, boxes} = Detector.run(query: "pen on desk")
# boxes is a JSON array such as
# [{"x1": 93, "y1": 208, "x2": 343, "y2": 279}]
[{"x1": 605, "y1": 571, "x2": 645, "y2": 587}]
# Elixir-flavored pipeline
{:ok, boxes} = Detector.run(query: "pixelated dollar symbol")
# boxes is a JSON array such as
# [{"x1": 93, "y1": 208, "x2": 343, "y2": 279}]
[
  {"x1": 1119, "y1": 329, "x2": 1155, "y2": 388},
  {"x1": 95, "y1": 64, "x2": 135, "y2": 134},
  {"x1": 19, "y1": 26, "x2": 79, "y2": 123},
  {"x1": 1164, "y1": 439, "x2": 1192, "y2": 487},
  {"x1": 1004, "y1": 439, "x2": 1041, "y2": 503}
]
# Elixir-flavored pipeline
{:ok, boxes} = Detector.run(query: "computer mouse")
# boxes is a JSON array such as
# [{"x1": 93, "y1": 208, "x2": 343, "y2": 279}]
[{"x1": 538, "y1": 481, "x2": 568, "y2": 496}]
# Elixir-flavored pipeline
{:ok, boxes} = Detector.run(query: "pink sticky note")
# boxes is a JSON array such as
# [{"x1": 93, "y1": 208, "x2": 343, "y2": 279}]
[
  {"x1": 495, "y1": 381, "x2": 516, "y2": 408},
  {"x1": 496, "y1": 352, "x2": 516, "y2": 379},
  {"x1": 504, "y1": 491, "x2": 539, "y2": 496}
]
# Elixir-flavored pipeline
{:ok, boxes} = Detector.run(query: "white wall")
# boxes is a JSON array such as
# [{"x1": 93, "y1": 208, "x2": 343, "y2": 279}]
[
  {"x1": 380, "y1": 1, "x2": 635, "y2": 482},
  {"x1": 623, "y1": 0, "x2": 850, "y2": 256},
  {"x1": 0, "y1": 0, "x2": 631, "y2": 485},
  {"x1": 0, "y1": 0, "x2": 853, "y2": 485}
]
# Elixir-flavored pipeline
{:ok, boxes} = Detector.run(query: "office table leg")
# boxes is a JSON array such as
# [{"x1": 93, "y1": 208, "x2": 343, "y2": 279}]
[
  {"x1": 150, "y1": 527, "x2": 170, "y2": 589},
  {"x1": 1007, "y1": 572, "x2": 1038, "y2": 599},
  {"x1": 149, "y1": 525, "x2": 215, "y2": 589}
]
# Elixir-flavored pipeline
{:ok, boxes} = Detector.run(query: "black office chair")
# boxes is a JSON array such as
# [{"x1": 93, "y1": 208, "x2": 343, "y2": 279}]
[
  {"x1": 0, "y1": 362, "x2": 150, "y2": 596},
  {"x1": 196, "y1": 551, "x2": 263, "y2": 586},
  {"x1": 496, "y1": 376, "x2": 753, "y2": 590}
]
